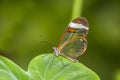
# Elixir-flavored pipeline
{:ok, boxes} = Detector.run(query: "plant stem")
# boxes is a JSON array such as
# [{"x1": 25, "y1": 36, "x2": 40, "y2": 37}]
[{"x1": 71, "y1": 0, "x2": 83, "y2": 20}]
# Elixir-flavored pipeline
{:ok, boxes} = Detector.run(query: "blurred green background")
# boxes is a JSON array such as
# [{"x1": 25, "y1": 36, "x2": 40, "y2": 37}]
[{"x1": 0, "y1": 0, "x2": 120, "y2": 80}]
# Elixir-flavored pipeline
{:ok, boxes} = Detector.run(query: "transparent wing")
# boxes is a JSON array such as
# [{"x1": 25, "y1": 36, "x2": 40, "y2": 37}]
[
  {"x1": 58, "y1": 30, "x2": 74, "y2": 46},
  {"x1": 60, "y1": 37, "x2": 87, "y2": 59},
  {"x1": 58, "y1": 17, "x2": 88, "y2": 49},
  {"x1": 58, "y1": 28, "x2": 87, "y2": 47}
]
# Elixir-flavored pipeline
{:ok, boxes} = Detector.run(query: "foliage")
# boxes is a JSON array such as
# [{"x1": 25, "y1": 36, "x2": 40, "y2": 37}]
[
  {"x1": 0, "y1": 0, "x2": 120, "y2": 80},
  {"x1": 0, "y1": 54, "x2": 100, "y2": 80}
]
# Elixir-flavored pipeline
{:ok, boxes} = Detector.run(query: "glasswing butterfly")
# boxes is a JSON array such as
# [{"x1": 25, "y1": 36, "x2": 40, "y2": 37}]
[{"x1": 53, "y1": 17, "x2": 89, "y2": 62}]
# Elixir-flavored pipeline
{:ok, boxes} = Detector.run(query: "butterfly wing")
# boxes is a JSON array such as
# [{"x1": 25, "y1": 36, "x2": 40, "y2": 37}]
[
  {"x1": 57, "y1": 17, "x2": 89, "y2": 50},
  {"x1": 54, "y1": 17, "x2": 89, "y2": 62},
  {"x1": 60, "y1": 36, "x2": 87, "y2": 61}
]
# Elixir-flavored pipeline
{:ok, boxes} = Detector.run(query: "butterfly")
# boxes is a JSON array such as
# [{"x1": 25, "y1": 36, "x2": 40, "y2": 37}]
[{"x1": 53, "y1": 17, "x2": 89, "y2": 62}]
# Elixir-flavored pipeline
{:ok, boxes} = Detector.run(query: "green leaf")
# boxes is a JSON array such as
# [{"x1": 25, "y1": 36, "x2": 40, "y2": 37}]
[
  {"x1": 0, "y1": 54, "x2": 100, "y2": 80},
  {"x1": 0, "y1": 56, "x2": 29, "y2": 80}
]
